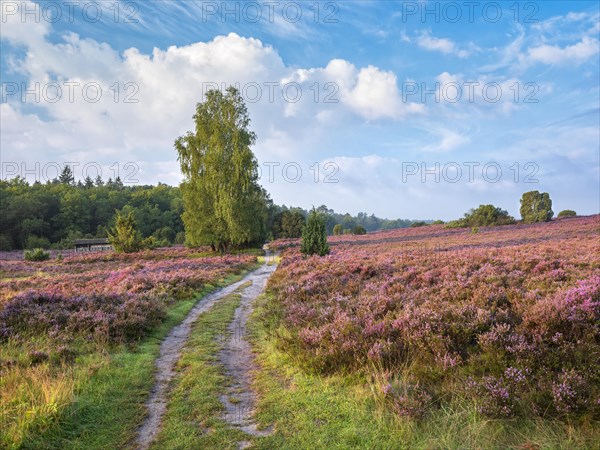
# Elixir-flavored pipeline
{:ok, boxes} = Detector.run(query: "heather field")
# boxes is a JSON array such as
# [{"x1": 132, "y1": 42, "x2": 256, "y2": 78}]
[
  {"x1": 0, "y1": 248, "x2": 257, "y2": 448},
  {"x1": 256, "y1": 215, "x2": 600, "y2": 446}
]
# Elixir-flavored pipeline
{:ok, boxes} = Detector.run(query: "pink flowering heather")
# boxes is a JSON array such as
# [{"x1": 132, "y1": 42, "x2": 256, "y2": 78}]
[
  {"x1": 265, "y1": 215, "x2": 600, "y2": 418},
  {"x1": 0, "y1": 248, "x2": 256, "y2": 345}
]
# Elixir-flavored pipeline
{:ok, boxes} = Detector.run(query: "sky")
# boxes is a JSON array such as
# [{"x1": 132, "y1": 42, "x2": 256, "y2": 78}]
[{"x1": 1, "y1": 0, "x2": 599, "y2": 220}]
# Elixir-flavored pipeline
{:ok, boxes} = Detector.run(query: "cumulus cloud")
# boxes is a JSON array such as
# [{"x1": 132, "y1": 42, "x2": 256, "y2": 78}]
[{"x1": 0, "y1": 1, "x2": 427, "y2": 188}]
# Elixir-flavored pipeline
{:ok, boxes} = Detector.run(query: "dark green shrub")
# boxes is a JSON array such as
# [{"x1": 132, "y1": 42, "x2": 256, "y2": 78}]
[
  {"x1": 24, "y1": 248, "x2": 50, "y2": 261},
  {"x1": 352, "y1": 225, "x2": 367, "y2": 235},
  {"x1": 301, "y1": 209, "x2": 330, "y2": 256},
  {"x1": 557, "y1": 210, "x2": 577, "y2": 218}
]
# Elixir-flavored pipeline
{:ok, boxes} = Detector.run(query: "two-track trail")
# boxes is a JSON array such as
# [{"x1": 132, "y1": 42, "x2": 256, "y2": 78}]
[
  {"x1": 219, "y1": 261, "x2": 277, "y2": 448},
  {"x1": 135, "y1": 259, "x2": 277, "y2": 450}
]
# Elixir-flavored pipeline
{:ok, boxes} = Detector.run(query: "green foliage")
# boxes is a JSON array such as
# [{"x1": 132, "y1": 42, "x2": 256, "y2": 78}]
[
  {"x1": 176, "y1": 87, "x2": 268, "y2": 251},
  {"x1": 24, "y1": 248, "x2": 50, "y2": 261},
  {"x1": 24, "y1": 235, "x2": 50, "y2": 250},
  {"x1": 58, "y1": 165, "x2": 75, "y2": 185},
  {"x1": 520, "y1": 191, "x2": 553, "y2": 223},
  {"x1": 447, "y1": 204, "x2": 515, "y2": 228},
  {"x1": 432, "y1": 220, "x2": 445, "y2": 225},
  {"x1": 108, "y1": 211, "x2": 144, "y2": 253},
  {"x1": 333, "y1": 224, "x2": 343, "y2": 236},
  {"x1": 557, "y1": 209, "x2": 577, "y2": 218},
  {"x1": 280, "y1": 210, "x2": 305, "y2": 238},
  {"x1": 0, "y1": 178, "x2": 184, "y2": 249},
  {"x1": 352, "y1": 225, "x2": 367, "y2": 235},
  {"x1": 301, "y1": 209, "x2": 330, "y2": 256},
  {"x1": 411, "y1": 221, "x2": 428, "y2": 228},
  {"x1": 0, "y1": 234, "x2": 13, "y2": 251}
]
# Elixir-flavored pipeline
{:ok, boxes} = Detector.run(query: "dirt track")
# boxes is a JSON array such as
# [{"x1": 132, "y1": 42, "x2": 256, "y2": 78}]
[{"x1": 135, "y1": 261, "x2": 276, "y2": 450}]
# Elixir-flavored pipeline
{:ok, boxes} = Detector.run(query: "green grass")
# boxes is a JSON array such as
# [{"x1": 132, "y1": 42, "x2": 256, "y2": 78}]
[
  {"x1": 9, "y1": 269, "x2": 258, "y2": 450},
  {"x1": 247, "y1": 294, "x2": 600, "y2": 450},
  {"x1": 150, "y1": 283, "x2": 252, "y2": 449}
]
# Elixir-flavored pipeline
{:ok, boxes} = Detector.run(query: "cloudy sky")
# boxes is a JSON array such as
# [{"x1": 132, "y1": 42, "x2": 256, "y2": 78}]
[{"x1": 1, "y1": 0, "x2": 599, "y2": 220}]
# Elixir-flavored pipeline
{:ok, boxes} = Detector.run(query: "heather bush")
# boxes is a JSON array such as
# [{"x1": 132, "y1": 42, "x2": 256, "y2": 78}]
[
  {"x1": 265, "y1": 215, "x2": 600, "y2": 420},
  {"x1": 0, "y1": 291, "x2": 166, "y2": 344}
]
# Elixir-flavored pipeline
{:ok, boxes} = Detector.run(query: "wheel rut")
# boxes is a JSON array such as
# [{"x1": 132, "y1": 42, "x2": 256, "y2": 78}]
[
  {"x1": 135, "y1": 259, "x2": 277, "y2": 450},
  {"x1": 219, "y1": 262, "x2": 277, "y2": 449}
]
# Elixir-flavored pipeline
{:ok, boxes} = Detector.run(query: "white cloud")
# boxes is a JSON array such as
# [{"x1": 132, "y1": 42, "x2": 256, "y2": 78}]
[
  {"x1": 413, "y1": 30, "x2": 474, "y2": 58},
  {"x1": 421, "y1": 127, "x2": 470, "y2": 153},
  {"x1": 528, "y1": 36, "x2": 600, "y2": 65},
  {"x1": 1, "y1": 3, "x2": 425, "y2": 189},
  {"x1": 417, "y1": 31, "x2": 455, "y2": 54}
]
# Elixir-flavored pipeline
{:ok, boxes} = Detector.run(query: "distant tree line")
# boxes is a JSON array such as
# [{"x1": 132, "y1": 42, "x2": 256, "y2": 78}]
[
  {"x1": 0, "y1": 171, "x2": 185, "y2": 251},
  {"x1": 269, "y1": 205, "x2": 416, "y2": 240},
  {"x1": 0, "y1": 171, "x2": 419, "y2": 251}
]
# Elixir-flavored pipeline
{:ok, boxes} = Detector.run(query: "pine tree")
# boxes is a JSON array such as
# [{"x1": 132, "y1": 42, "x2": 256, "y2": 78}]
[
  {"x1": 58, "y1": 165, "x2": 75, "y2": 185},
  {"x1": 301, "y1": 208, "x2": 330, "y2": 256},
  {"x1": 107, "y1": 211, "x2": 143, "y2": 253}
]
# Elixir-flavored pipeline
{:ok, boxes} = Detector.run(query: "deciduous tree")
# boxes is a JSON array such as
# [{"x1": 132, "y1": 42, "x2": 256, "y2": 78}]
[{"x1": 175, "y1": 87, "x2": 267, "y2": 251}]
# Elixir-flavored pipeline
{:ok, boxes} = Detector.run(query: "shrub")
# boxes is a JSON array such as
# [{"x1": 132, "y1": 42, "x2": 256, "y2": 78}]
[
  {"x1": 557, "y1": 210, "x2": 577, "y2": 218},
  {"x1": 411, "y1": 221, "x2": 428, "y2": 227},
  {"x1": 301, "y1": 209, "x2": 330, "y2": 256},
  {"x1": 24, "y1": 248, "x2": 50, "y2": 261},
  {"x1": 108, "y1": 211, "x2": 145, "y2": 253},
  {"x1": 520, "y1": 191, "x2": 553, "y2": 223},
  {"x1": 464, "y1": 204, "x2": 515, "y2": 227},
  {"x1": 333, "y1": 224, "x2": 343, "y2": 236},
  {"x1": 445, "y1": 205, "x2": 515, "y2": 228},
  {"x1": 352, "y1": 225, "x2": 367, "y2": 235},
  {"x1": 175, "y1": 231, "x2": 186, "y2": 244}
]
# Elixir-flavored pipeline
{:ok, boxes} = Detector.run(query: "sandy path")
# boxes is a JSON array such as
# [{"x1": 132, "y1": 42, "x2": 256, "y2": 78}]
[
  {"x1": 218, "y1": 262, "x2": 277, "y2": 448},
  {"x1": 135, "y1": 263, "x2": 274, "y2": 450}
]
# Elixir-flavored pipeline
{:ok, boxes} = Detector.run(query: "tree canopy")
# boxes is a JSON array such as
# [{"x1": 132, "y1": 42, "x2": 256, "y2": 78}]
[
  {"x1": 175, "y1": 87, "x2": 268, "y2": 251},
  {"x1": 520, "y1": 191, "x2": 553, "y2": 223}
]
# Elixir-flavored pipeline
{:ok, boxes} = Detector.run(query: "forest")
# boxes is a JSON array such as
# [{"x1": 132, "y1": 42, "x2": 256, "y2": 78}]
[{"x1": 0, "y1": 169, "x2": 418, "y2": 251}]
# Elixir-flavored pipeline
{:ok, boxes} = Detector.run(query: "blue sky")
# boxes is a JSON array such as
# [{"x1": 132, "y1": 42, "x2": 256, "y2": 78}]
[{"x1": 1, "y1": 1, "x2": 599, "y2": 220}]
